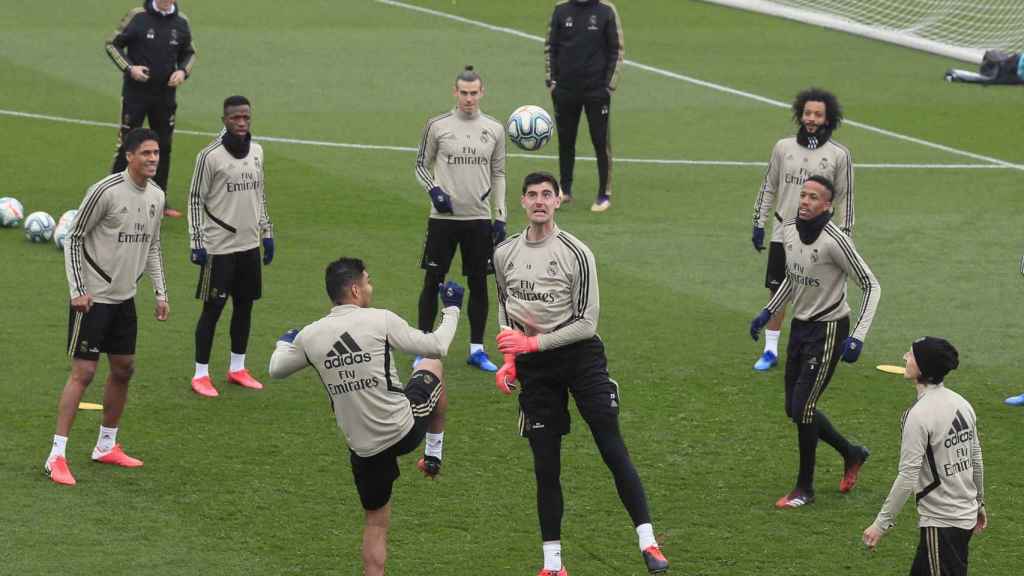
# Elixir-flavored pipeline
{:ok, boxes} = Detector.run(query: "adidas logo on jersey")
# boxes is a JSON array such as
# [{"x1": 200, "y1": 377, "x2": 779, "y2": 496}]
[
  {"x1": 944, "y1": 409, "x2": 973, "y2": 448},
  {"x1": 323, "y1": 332, "x2": 372, "y2": 369}
]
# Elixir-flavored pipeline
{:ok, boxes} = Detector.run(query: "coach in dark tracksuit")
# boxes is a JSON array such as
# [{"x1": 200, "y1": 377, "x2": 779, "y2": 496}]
[
  {"x1": 106, "y1": 0, "x2": 196, "y2": 218},
  {"x1": 545, "y1": 0, "x2": 624, "y2": 213}
]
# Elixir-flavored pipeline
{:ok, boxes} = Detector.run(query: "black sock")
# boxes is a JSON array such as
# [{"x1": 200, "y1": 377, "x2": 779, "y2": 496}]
[
  {"x1": 814, "y1": 409, "x2": 851, "y2": 459},
  {"x1": 591, "y1": 423, "x2": 652, "y2": 527},
  {"x1": 230, "y1": 296, "x2": 254, "y2": 354},
  {"x1": 796, "y1": 421, "x2": 818, "y2": 494},
  {"x1": 417, "y1": 271, "x2": 445, "y2": 333},
  {"x1": 194, "y1": 298, "x2": 226, "y2": 364},
  {"x1": 528, "y1": 434, "x2": 564, "y2": 541},
  {"x1": 467, "y1": 274, "x2": 488, "y2": 345}
]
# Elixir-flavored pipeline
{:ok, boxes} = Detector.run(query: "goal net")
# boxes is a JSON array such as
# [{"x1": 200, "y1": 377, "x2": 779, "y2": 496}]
[{"x1": 701, "y1": 0, "x2": 1024, "y2": 63}]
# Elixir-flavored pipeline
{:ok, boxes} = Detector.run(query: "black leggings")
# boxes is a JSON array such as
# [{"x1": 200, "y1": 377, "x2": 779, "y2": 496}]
[
  {"x1": 195, "y1": 295, "x2": 254, "y2": 364},
  {"x1": 418, "y1": 271, "x2": 488, "y2": 344},
  {"x1": 528, "y1": 419, "x2": 651, "y2": 541}
]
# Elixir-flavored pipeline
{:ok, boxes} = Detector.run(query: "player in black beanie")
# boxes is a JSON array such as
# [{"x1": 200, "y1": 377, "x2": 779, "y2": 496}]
[{"x1": 910, "y1": 337, "x2": 959, "y2": 384}]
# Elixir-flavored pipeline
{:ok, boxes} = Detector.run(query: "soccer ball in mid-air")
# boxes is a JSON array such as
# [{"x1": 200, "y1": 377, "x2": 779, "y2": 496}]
[
  {"x1": 0, "y1": 197, "x2": 25, "y2": 227},
  {"x1": 54, "y1": 209, "x2": 78, "y2": 250},
  {"x1": 507, "y1": 105, "x2": 554, "y2": 151},
  {"x1": 24, "y1": 211, "x2": 56, "y2": 243}
]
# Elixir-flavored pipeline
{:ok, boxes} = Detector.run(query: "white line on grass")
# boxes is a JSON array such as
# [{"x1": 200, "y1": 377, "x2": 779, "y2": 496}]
[
  {"x1": 0, "y1": 108, "x2": 1008, "y2": 170},
  {"x1": 374, "y1": 0, "x2": 1023, "y2": 171}
]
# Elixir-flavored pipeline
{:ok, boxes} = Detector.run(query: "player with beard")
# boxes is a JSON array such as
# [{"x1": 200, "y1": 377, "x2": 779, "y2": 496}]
[
  {"x1": 414, "y1": 66, "x2": 506, "y2": 374},
  {"x1": 750, "y1": 175, "x2": 879, "y2": 509},
  {"x1": 751, "y1": 88, "x2": 854, "y2": 372}
]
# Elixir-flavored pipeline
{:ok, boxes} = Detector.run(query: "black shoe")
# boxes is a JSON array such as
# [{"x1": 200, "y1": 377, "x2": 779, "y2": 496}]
[
  {"x1": 417, "y1": 455, "x2": 441, "y2": 478},
  {"x1": 642, "y1": 545, "x2": 669, "y2": 574},
  {"x1": 841, "y1": 445, "x2": 870, "y2": 493}
]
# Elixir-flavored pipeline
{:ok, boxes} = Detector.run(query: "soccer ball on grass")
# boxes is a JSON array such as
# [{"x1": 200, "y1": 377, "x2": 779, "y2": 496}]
[
  {"x1": 54, "y1": 209, "x2": 78, "y2": 250},
  {"x1": 0, "y1": 197, "x2": 25, "y2": 227},
  {"x1": 24, "y1": 211, "x2": 56, "y2": 243}
]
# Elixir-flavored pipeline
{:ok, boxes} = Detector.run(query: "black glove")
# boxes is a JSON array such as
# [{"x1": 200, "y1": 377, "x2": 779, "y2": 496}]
[
  {"x1": 262, "y1": 238, "x2": 275, "y2": 265},
  {"x1": 438, "y1": 280, "x2": 464, "y2": 309},
  {"x1": 428, "y1": 186, "x2": 453, "y2": 214},
  {"x1": 191, "y1": 248, "x2": 207, "y2": 266},
  {"x1": 752, "y1": 227, "x2": 766, "y2": 252},
  {"x1": 750, "y1": 309, "x2": 771, "y2": 340},
  {"x1": 493, "y1": 220, "x2": 507, "y2": 245}
]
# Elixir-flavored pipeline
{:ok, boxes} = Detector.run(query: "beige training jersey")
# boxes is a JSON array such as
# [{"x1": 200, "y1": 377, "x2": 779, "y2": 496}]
[
  {"x1": 765, "y1": 220, "x2": 880, "y2": 341},
  {"x1": 494, "y1": 225, "x2": 599, "y2": 351},
  {"x1": 752, "y1": 137, "x2": 854, "y2": 240},
  {"x1": 268, "y1": 304, "x2": 459, "y2": 457},
  {"x1": 188, "y1": 135, "x2": 272, "y2": 255},
  {"x1": 415, "y1": 108, "x2": 507, "y2": 222},
  {"x1": 873, "y1": 384, "x2": 985, "y2": 532},
  {"x1": 64, "y1": 171, "x2": 167, "y2": 304}
]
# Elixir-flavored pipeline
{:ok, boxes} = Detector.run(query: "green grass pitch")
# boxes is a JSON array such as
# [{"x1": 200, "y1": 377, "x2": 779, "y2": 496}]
[{"x1": 1, "y1": 1, "x2": 1022, "y2": 574}]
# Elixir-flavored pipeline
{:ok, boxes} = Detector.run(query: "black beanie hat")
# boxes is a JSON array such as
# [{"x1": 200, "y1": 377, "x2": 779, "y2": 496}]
[{"x1": 912, "y1": 337, "x2": 959, "y2": 384}]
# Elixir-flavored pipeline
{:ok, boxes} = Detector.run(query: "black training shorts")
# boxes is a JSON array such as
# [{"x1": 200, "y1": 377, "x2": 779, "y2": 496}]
[
  {"x1": 515, "y1": 336, "x2": 621, "y2": 437},
  {"x1": 765, "y1": 241, "x2": 786, "y2": 290},
  {"x1": 910, "y1": 526, "x2": 972, "y2": 576},
  {"x1": 783, "y1": 316, "x2": 849, "y2": 424},
  {"x1": 67, "y1": 299, "x2": 138, "y2": 361},
  {"x1": 420, "y1": 218, "x2": 494, "y2": 276},
  {"x1": 348, "y1": 368, "x2": 442, "y2": 510},
  {"x1": 195, "y1": 247, "x2": 262, "y2": 302}
]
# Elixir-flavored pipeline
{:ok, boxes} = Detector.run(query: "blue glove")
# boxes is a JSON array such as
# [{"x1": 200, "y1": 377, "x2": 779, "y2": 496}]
[
  {"x1": 428, "y1": 186, "x2": 453, "y2": 214},
  {"x1": 493, "y1": 220, "x2": 507, "y2": 245},
  {"x1": 262, "y1": 237, "x2": 275, "y2": 265},
  {"x1": 190, "y1": 248, "x2": 207, "y2": 266},
  {"x1": 840, "y1": 337, "x2": 863, "y2": 363},
  {"x1": 750, "y1": 309, "x2": 771, "y2": 341},
  {"x1": 278, "y1": 328, "x2": 299, "y2": 343},
  {"x1": 752, "y1": 227, "x2": 766, "y2": 252},
  {"x1": 439, "y1": 280, "x2": 464, "y2": 309}
]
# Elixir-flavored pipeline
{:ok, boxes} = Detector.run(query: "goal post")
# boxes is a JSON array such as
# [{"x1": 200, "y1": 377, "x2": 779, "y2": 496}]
[{"x1": 699, "y1": 0, "x2": 1024, "y2": 64}]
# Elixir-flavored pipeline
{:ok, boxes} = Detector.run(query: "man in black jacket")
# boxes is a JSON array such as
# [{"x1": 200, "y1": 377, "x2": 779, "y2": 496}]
[
  {"x1": 106, "y1": 0, "x2": 196, "y2": 218},
  {"x1": 544, "y1": 0, "x2": 624, "y2": 213}
]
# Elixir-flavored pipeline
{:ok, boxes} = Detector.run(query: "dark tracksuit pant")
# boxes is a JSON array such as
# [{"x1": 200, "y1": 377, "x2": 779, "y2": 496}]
[
  {"x1": 112, "y1": 88, "x2": 177, "y2": 193},
  {"x1": 551, "y1": 86, "x2": 612, "y2": 199}
]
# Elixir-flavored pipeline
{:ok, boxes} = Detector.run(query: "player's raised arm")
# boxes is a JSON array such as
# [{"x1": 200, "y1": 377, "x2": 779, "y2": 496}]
[{"x1": 269, "y1": 328, "x2": 306, "y2": 379}]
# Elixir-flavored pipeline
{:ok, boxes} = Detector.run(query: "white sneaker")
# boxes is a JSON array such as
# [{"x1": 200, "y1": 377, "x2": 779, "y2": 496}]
[{"x1": 590, "y1": 195, "x2": 611, "y2": 212}]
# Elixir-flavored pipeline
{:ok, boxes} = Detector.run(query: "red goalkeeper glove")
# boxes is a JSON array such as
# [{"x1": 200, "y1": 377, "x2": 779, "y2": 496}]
[
  {"x1": 496, "y1": 354, "x2": 518, "y2": 395},
  {"x1": 497, "y1": 329, "x2": 539, "y2": 355}
]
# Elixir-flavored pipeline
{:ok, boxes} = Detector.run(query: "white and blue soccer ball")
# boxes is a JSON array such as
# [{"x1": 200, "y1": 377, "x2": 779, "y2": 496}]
[
  {"x1": 507, "y1": 105, "x2": 554, "y2": 151},
  {"x1": 54, "y1": 209, "x2": 78, "y2": 250},
  {"x1": 0, "y1": 197, "x2": 25, "y2": 228},
  {"x1": 24, "y1": 211, "x2": 56, "y2": 243}
]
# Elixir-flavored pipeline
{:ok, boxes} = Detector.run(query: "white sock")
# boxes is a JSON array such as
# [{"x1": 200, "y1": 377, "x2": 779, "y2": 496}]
[
  {"x1": 636, "y1": 523, "x2": 657, "y2": 550},
  {"x1": 194, "y1": 362, "x2": 209, "y2": 379},
  {"x1": 469, "y1": 343, "x2": 484, "y2": 355},
  {"x1": 764, "y1": 329, "x2": 781, "y2": 355},
  {"x1": 542, "y1": 541, "x2": 562, "y2": 571},
  {"x1": 49, "y1": 435, "x2": 68, "y2": 461},
  {"x1": 425, "y1": 432, "x2": 444, "y2": 460},
  {"x1": 96, "y1": 426, "x2": 118, "y2": 453},
  {"x1": 230, "y1": 352, "x2": 246, "y2": 372}
]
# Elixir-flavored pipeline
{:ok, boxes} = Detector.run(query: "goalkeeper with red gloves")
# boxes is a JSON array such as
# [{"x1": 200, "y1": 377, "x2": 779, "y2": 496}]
[{"x1": 492, "y1": 171, "x2": 668, "y2": 576}]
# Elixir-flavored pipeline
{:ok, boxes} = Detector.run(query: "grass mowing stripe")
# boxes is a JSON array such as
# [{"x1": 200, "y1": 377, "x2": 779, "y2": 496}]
[
  {"x1": 375, "y1": 0, "x2": 1024, "y2": 171},
  {"x1": 0, "y1": 108, "x2": 1006, "y2": 170}
]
